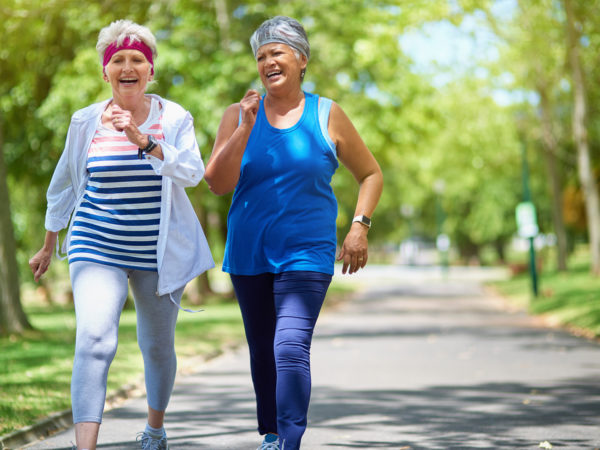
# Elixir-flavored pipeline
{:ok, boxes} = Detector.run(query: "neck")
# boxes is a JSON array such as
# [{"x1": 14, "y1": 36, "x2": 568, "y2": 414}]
[
  {"x1": 264, "y1": 87, "x2": 304, "y2": 112},
  {"x1": 111, "y1": 94, "x2": 150, "y2": 124}
]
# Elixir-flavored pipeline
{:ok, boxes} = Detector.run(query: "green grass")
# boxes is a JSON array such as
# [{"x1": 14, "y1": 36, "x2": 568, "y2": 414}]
[
  {"x1": 0, "y1": 295, "x2": 246, "y2": 436},
  {"x1": 0, "y1": 282, "x2": 354, "y2": 437},
  {"x1": 492, "y1": 247, "x2": 600, "y2": 337}
]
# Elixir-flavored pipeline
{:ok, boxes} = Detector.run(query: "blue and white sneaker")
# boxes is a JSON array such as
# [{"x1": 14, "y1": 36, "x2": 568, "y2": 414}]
[
  {"x1": 136, "y1": 430, "x2": 169, "y2": 450},
  {"x1": 258, "y1": 433, "x2": 280, "y2": 450}
]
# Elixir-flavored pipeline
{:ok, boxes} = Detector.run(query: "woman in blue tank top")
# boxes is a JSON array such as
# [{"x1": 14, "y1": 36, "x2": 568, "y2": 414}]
[{"x1": 205, "y1": 16, "x2": 383, "y2": 450}]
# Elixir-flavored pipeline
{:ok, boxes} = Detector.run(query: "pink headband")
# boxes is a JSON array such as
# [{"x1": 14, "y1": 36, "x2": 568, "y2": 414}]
[{"x1": 103, "y1": 37, "x2": 154, "y2": 75}]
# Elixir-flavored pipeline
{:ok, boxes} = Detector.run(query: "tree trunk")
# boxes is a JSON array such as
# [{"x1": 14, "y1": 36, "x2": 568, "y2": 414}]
[
  {"x1": 0, "y1": 119, "x2": 32, "y2": 335},
  {"x1": 536, "y1": 81, "x2": 568, "y2": 271},
  {"x1": 187, "y1": 189, "x2": 213, "y2": 305},
  {"x1": 213, "y1": 0, "x2": 230, "y2": 49},
  {"x1": 563, "y1": 0, "x2": 600, "y2": 274}
]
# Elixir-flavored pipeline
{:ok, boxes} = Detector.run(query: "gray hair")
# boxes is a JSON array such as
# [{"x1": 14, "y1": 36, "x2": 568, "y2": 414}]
[
  {"x1": 96, "y1": 19, "x2": 158, "y2": 64},
  {"x1": 250, "y1": 16, "x2": 310, "y2": 60}
]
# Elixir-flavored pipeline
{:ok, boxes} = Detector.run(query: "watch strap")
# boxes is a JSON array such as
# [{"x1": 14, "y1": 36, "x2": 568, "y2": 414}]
[
  {"x1": 138, "y1": 135, "x2": 158, "y2": 159},
  {"x1": 352, "y1": 215, "x2": 371, "y2": 228}
]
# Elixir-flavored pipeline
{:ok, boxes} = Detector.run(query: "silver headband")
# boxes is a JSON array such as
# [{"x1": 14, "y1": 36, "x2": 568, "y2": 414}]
[{"x1": 254, "y1": 38, "x2": 308, "y2": 58}]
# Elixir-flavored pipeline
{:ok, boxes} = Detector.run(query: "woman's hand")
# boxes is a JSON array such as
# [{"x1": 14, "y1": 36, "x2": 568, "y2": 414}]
[
  {"x1": 204, "y1": 91, "x2": 261, "y2": 195},
  {"x1": 111, "y1": 104, "x2": 144, "y2": 147},
  {"x1": 111, "y1": 104, "x2": 163, "y2": 160},
  {"x1": 240, "y1": 89, "x2": 261, "y2": 129},
  {"x1": 29, "y1": 231, "x2": 58, "y2": 282},
  {"x1": 337, "y1": 222, "x2": 369, "y2": 274},
  {"x1": 29, "y1": 247, "x2": 53, "y2": 283}
]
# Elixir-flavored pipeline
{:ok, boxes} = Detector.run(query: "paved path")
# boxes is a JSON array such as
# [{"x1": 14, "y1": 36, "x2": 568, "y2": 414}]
[{"x1": 23, "y1": 266, "x2": 600, "y2": 449}]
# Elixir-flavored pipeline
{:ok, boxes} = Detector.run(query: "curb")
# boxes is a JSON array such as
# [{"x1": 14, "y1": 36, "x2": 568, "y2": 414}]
[
  {"x1": 0, "y1": 379, "x2": 145, "y2": 450},
  {"x1": 0, "y1": 409, "x2": 72, "y2": 450},
  {"x1": 0, "y1": 346, "x2": 236, "y2": 450}
]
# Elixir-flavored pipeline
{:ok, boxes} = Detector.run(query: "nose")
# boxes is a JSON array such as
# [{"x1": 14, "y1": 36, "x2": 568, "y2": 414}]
[{"x1": 264, "y1": 54, "x2": 276, "y2": 66}]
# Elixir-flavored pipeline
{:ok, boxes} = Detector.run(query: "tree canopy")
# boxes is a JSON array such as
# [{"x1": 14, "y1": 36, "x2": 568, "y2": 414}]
[{"x1": 2, "y1": 0, "x2": 600, "y2": 332}]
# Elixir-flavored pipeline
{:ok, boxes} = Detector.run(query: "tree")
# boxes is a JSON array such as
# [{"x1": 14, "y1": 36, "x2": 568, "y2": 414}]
[
  {"x1": 481, "y1": 0, "x2": 571, "y2": 270},
  {"x1": 537, "y1": 79, "x2": 569, "y2": 271},
  {"x1": 563, "y1": 0, "x2": 600, "y2": 274},
  {"x1": 0, "y1": 120, "x2": 32, "y2": 335}
]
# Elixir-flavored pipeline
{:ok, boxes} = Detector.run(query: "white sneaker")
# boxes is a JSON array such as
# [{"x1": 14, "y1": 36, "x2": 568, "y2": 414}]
[{"x1": 136, "y1": 430, "x2": 169, "y2": 449}]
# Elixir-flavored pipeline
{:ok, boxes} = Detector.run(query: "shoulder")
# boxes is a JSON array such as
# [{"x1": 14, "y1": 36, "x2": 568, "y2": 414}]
[
  {"x1": 326, "y1": 100, "x2": 361, "y2": 148},
  {"x1": 151, "y1": 94, "x2": 188, "y2": 119},
  {"x1": 328, "y1": 99, "x2": 343, "y2": 115},
  {"x1": 221, "y1": 103, "x2": 242, "y2": 125},
  {"x1": 327, "y1": 100, "x2": 351, "y2": 129},
  {"x1": 225, "y1": 102, "x2": 241, "y2": 115},
  {"x1": 71, "y1": 99, "x2": 110, "y2": 123}
]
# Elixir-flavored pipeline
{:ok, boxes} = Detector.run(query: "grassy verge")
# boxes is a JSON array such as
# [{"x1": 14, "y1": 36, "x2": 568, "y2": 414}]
[
  {"x1": 491, "y1": 246, "x2": 600, "y2": 338},
  {"x1": 0, "y1": 281, "x2": 353, "y2": 437}
]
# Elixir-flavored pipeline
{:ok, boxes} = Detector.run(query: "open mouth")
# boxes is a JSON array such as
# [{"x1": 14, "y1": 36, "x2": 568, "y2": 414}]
[
  {"x1": 267, "y1": 71, "x2": 282, "y2": 79},
  {"x1": 120, "y1": 78, "x2": 138, "y2": 85}
]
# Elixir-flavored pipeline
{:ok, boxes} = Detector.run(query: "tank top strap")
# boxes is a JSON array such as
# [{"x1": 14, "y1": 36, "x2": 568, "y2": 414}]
[{"x1": 315, "y1": 95, "x2": 337, "y2": 156}]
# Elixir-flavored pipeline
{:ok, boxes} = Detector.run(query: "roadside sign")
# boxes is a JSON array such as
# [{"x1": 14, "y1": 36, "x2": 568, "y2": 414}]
[{"x1": 515, "y1": 202, "x2": 538, "y2": 238}]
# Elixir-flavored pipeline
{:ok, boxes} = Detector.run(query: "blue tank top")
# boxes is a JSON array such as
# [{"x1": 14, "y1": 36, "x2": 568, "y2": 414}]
[{"x1": 222, "y1": 91, "x2": 339, "y2": 275}]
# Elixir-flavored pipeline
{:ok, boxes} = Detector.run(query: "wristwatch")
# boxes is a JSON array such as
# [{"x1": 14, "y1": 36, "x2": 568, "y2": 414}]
[
  {"x1": 352, "y1": 215, "x2": 371, "y2": 228},
  {"x1": 138, "y1": 135, "x2": 158, "y2": 159}
]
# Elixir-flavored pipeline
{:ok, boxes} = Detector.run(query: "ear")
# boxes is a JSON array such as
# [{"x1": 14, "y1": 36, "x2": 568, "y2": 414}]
[
  {"x1": 300, "y1": 54, "x2": 308, "y2": 70},
  {"x1": 102, "y1": 69, "x2": 109, "y2": 83}
]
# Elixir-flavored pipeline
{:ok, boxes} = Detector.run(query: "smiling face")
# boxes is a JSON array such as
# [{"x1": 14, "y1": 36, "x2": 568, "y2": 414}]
[
  {"x1": 256, "y1": 43, "x2": 307, "y2": 94},
  {"x1": 103, "y1": 49, "x2": 152, "y2": 100}
]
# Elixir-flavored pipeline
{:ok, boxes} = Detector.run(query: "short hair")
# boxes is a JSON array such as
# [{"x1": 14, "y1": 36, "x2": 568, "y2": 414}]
[
  {"x1": 96, "y1": 20, "x2": 157, "y2": 64},
  {"x1": 250, "y1": 16, "x2": 310, "y2": 60}
]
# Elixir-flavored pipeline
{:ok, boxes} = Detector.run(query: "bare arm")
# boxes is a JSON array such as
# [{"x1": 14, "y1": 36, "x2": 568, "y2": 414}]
[
  {"x1": 204, "y1": 90, "x2": 261, "y2": 195},
  {"x1": 329, "y1": 102, "x2": 383, "y2": 274},
  {"x1": 29, "y1": 231, "x2": 59, "y2": 282}
]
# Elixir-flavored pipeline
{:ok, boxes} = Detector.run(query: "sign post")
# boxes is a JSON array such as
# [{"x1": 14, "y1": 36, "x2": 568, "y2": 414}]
[{"x1": 517, "y1": 138, "x2": 539, "y2": 298}]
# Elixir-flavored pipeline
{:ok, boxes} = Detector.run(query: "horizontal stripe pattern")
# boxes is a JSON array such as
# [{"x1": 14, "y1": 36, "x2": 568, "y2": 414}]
[{"x1": 69, "y1": 99, "x2": 164, "y2": 271}]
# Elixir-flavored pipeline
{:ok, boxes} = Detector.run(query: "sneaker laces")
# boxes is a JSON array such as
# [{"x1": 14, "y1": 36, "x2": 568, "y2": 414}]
[
  {"x1": 259, "y1": 438, "x2": 280, "y2": 450},
  {"x1": 136, "y1": 431, "x2": 168, "y2": 450},
  {"x1": 262, "y1": 444, "x2": 279, "y2": 450}
]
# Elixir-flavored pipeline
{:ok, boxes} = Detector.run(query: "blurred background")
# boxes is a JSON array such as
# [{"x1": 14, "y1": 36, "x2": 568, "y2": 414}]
[
  {"x1": 3, "y1": 0, "x2": 600, "y2": 436},
  {"x1": 2, "y1": 0, "x2": 600, "y2": 325}
]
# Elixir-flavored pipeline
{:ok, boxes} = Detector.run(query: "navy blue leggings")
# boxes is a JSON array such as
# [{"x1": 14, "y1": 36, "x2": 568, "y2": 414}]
[{"x1": 230, "y1": 271, "x2": 332, "y2": 450}]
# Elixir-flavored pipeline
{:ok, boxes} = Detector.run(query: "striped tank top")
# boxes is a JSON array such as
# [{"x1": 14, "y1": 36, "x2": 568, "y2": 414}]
[{"x1": 68, "y1": 98, "x2": 163, "y2": 271}]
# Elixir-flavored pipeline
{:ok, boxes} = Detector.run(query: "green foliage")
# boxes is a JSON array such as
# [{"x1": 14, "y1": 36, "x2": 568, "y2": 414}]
[
  {"x1": 3, "y1": 0, "x2": 600, "y2": 283},
  {"x1": 430, "y1": 79, "x2": 522, "y2": 253}
]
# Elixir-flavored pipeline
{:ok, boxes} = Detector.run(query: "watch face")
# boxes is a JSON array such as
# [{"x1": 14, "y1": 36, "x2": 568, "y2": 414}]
[
  {"x1": 353, "y1": 215, "x2": 371, "y2": 227},
  {"x1": 144, "y1": 135, "x2": 157, "y2": 152}
]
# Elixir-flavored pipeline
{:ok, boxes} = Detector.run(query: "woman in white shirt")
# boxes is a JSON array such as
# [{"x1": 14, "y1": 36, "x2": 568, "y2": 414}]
[{"x1": 28, "y1": 19, "x2": 213, "y2": 450}]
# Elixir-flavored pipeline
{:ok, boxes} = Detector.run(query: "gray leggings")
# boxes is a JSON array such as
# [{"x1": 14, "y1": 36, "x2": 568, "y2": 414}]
[{"x1": 69, "y1": 261, "x2": 182, "y2": 423}]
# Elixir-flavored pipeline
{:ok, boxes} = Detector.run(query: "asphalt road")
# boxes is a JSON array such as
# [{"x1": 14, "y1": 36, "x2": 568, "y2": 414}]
[{"x1": 20, "y1": 265, "x2": 600, "y2": 449}]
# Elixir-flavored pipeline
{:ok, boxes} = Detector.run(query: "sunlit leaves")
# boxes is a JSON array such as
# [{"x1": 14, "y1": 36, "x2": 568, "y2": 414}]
[{"x1": 4, "y1": 0, "x2": 598, "y2": 271}]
